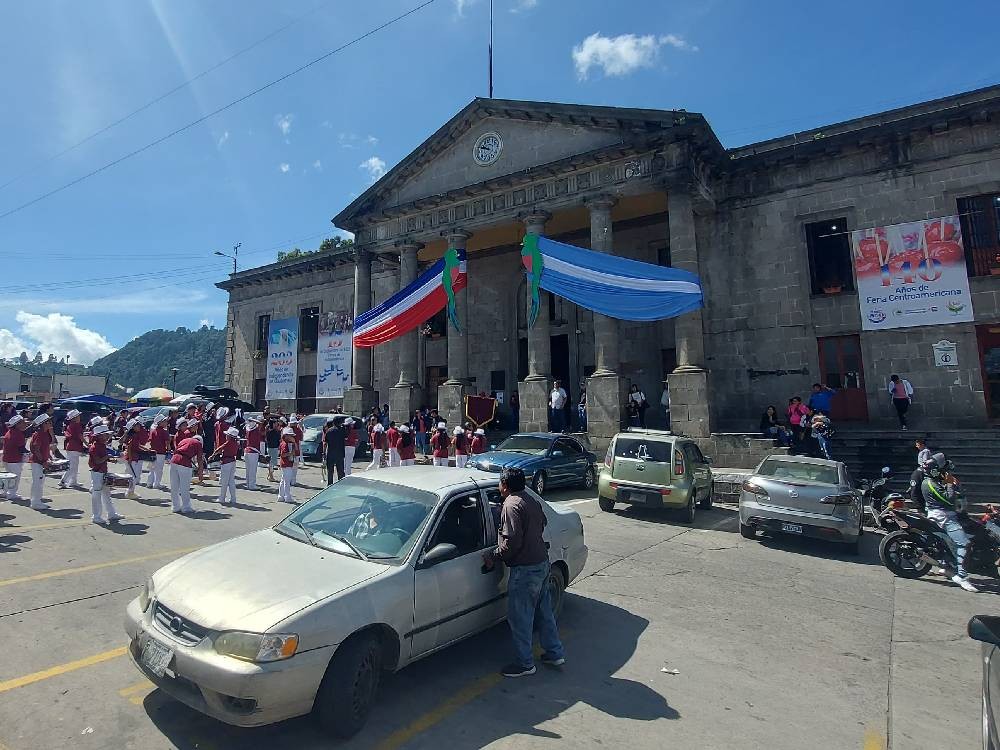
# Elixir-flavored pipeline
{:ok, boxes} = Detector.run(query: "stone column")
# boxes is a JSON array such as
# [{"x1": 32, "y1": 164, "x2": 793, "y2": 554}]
[
  {"x1": 666, "y1": 188, "x2": 711, "y2": 437},
  {"x1": 438, "y1": 230, "x2": 472, "y2": 427},
  {"x1": 344, "y1": 247, "x2": 379, "y2": 418},
  {"x1": 585, "y1": 195, "x2": 627, "y2": 445},
  {"x1": 519, "y1": 210, "x2": 553, "y2": 432},
  {"x1": 390, "y1": 239, "x2": 424, "y2": 422}
]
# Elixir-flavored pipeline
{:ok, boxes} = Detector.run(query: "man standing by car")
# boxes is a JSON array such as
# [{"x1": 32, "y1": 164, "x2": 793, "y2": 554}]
[
  {"x1": 484, "y1": 467, "x2": 565, "y2": 678},
  {"x1": 549, "y1": 380, "x2": 567, "y2": 433}
]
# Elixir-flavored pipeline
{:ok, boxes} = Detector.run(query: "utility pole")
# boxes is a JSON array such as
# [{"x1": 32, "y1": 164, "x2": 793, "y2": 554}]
[{"x1": 488, "y1": 0, "x2": 494, "y2": 98}]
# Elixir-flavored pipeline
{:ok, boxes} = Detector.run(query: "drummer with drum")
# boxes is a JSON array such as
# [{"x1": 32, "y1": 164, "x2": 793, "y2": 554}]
[
  {"x1": 89, "y1": 423, "x2": 123, "y2": 525},
  {"x1": 2, "y1": 414, "x2": 28, "y2": 501},
  {"x1": 28, "y1": 413, "x2": 64, "y2": 511},
  {"x1": 59, "y1": 409, "x2": 86, "y2": 490}
]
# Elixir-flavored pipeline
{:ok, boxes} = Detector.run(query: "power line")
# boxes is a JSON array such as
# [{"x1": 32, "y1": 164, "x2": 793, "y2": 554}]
[
  {"x1": 0, "y1": 0, "x2": 439, "y2": 223},
  {"x1": 0, "y1": 0, "x2": 336, "y2": 194}
]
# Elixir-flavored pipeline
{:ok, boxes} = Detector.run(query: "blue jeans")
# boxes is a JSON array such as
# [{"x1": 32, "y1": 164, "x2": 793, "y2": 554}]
[
  {"x1": 507, "y1": 561, "x2": 564, "y2": 669},
  {"x1": 931, "y1": 510, "x2": 970, "y2": 576},
  {"x1": 415, "y1": 433, "x2": 428, "y2": 455},
  {"x1": 815, "y1": 434, "x2": 831, "y2": 459},
  {"x1": 550, "y1": 408, "x2": 565, "y2": 433}
]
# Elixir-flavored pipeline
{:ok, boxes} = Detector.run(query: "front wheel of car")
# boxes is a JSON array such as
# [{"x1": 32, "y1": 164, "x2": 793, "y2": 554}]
[
  {"x1": 547, "y1": 564, "x2": 567, "y2": 619},
  {"x1": 314, "y1": 632, "x2": 383, "y2": 738},
  {"x1": 532, "y1": 471, "x2": 546, "y2": 495},
  {"x1": 598, "y1": 496, "x2": 615, "y2": 512},
  {"x1": 581, "y1": 466, "x2": 596, "y2": 490}
]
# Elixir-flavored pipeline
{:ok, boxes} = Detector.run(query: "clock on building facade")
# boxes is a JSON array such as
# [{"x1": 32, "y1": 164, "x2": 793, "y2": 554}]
[{"x1": 473, "y1": 131, "x2": 503, "y2": 166}]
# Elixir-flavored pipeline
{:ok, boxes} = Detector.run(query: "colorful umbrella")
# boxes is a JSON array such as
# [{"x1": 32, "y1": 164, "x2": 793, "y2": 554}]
[{"x1": 129, "y1": 387, "x2": 176, "y2": 406}]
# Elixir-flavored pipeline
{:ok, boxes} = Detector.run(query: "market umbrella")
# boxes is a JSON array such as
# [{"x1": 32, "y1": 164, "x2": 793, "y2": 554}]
[{"x1": 129, "y1": 387, "x2": 176, "y2": 406}]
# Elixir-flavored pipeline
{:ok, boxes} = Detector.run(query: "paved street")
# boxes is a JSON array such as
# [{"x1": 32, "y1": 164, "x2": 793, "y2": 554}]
[{"x1": 0, "y1": 460, "x2": 990, "y2": 750}]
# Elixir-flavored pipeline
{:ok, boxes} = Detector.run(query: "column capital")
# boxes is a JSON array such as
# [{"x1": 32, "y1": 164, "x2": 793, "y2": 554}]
[
  {"x1": 351, "y1": 246, "x2": 372, "y2": 265},
  {"x1": 393, "y1": 238, "x2": 425, "y2": 253},
  {"x1": 584, "y1": 193, "x2": 617, "y2": 212},
  {"x1": 442, "y1": 229, "x2": 472, "y2": 248},
  {"x1": 519, "y1": 209, "x2": 551, "y2": 227}
]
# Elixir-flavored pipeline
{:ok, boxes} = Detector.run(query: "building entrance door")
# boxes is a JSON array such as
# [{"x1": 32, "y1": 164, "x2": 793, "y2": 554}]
[
  {"x1": 817, "y1": 335, "x2": 868, "y2": 421},
  {"x1": 976, "y1": 325, "x2": 1000, "y2": 421}
]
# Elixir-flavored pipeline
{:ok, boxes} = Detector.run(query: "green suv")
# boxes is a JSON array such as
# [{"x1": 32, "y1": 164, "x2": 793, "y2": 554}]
[{"x1": 597, "y1": 429, "x2": 714, "y2": 523}]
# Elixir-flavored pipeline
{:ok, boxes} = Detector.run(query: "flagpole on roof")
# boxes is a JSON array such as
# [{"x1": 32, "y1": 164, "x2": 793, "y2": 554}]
[{"x1": 488, "y1": 0, "x2": 494, "y2": 98}]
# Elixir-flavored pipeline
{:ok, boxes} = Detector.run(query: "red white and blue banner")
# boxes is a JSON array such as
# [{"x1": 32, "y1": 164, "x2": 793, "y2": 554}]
[
  {"x1": 521, "y1": 234, "x2": 703, "y2": 325},
  {"x1": 265, "y1": 317, "x2": 298, "y2": 400},
  {"x1": 353, "y1": 248, "x2": 467, "y2": 348},
  {"x1": 316, "y1": 311, "x2": 353, "y2": 399}
]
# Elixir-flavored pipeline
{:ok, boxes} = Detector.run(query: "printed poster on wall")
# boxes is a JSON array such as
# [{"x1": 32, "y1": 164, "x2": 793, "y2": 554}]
[
  {"x1": 265, "y1": 317, "x2": 298, "y2": 400},
  {"x1": 316, "y1": 311, "x2": 353, "y2": 399},
  {"x1": 851, "y1": 215, "x2": 974, "y2": 331}
]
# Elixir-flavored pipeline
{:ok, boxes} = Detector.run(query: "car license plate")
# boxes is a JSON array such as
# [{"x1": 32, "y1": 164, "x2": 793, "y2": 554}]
[
  {"x1": 781, "y1": 522, "x2": 803, "y2": 534},
  {"x1": 140, "y1": 637, "x2": 173, "y2": 678},
  {"x1": 624, "y1": 491, "x2": 643, "y2": 504}
]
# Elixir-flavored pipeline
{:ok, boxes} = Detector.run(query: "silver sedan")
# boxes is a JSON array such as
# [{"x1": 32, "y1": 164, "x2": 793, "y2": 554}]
[
  {"x1": 123, "y1": 467, "x2": 588, "y2": 736},
  {"x1": 738, "y1": 455, "x2": 863, "y2": 551}
]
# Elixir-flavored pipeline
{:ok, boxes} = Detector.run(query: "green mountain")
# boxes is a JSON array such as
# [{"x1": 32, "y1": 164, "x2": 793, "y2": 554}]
[{"x1": 88, "y1": 326, "x2": 226, "y2": 393}]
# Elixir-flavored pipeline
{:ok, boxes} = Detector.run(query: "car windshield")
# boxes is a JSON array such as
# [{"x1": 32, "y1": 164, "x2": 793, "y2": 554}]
[
  {"x1": 496, "y1": 436, "x2": 551, "y2": 455},
  {"x1": 614, "y1": 437, "x2": 671, "y2": 462},
  {"x1": 275, "y1": 477, "x2": 438, "y2": 562},
  {"x1": 757, "y1": 459, "x2": 840, "y2": 485},
  {"x1": 303, "y1": 416, "x2": 329, "y2": 429}
]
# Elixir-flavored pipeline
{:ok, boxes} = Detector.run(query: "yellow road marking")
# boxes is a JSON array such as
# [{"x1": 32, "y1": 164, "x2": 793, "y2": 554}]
[
  {"x1": 118, "y1": 679, "x2": 153, "y2": 697},
  {"x1": 863, "y1": 728, "x2": 886, "y2": 750},
  {"x1": 129, "y1": 694, "x2": 149, "y2": 706},
  {"x1": 0, "y1": 546, "x2": 200, "y2": 589},
  {"x1": 374, "y1": 672, "x2": 503, "y2": 750},
  {"x1": 0, "y1": 647, "x2": 127, "y2": 694}
]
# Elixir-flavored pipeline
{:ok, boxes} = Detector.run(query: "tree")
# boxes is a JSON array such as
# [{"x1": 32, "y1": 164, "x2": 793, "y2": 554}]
[
  {"x1": 277, "y1": 235, "x2": 354, "y2": 262},
  {"x1": 47, "y1": 353, "x2": 57, "y2": 363},
  {"x1": 33, "y1": 351, "x2": 43, "y2": 364},
  {"x1": 18, "y1": 352, "x2": 28, "y2": 365}
]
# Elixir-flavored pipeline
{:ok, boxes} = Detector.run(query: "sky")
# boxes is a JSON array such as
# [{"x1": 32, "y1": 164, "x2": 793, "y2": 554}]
[{"x1": 0, "y1": 0, "x2": 998, "y2": 365}]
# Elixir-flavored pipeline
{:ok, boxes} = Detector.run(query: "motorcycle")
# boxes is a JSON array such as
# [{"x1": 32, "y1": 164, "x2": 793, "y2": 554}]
[
  {"x1": 860, "y1": 466, "x2": 908, "y2": 532},
  {"x1": 878, "y1": 505, "x2": 1000, "y2": 580}
]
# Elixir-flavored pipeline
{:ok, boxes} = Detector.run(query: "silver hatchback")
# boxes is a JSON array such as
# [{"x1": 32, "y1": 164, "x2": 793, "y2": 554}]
[{"x1": 739, "y1": 455, "x2": 863, "y2": 551}]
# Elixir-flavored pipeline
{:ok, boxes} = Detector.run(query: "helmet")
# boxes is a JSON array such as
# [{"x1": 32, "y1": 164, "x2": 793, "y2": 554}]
[{"x1": 921, "y1": 452, "x2": 954, "y2": 478}]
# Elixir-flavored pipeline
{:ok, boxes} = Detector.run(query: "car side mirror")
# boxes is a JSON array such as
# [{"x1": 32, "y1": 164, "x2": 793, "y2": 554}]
[
  {"x1": 703, "y1": 455, "x2": 712, "y2": 464},
  {"x1": 551, "y1": 450, "x2": 564, "y2": 458},
  {"x1": 968, "y1": 615, "x2": 1000, "y2": 646},
  {"x1": 490, "y1": 444, "x2": 496, "y2": 450},
  {"x1": 420, "y1": 542, "x2": 459, "y2": 568}
]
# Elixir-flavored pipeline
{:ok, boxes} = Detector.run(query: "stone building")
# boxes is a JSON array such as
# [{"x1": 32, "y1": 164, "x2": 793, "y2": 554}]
[{"x1": 219, "y1": 86, "x2": 1000, "y2": 444}]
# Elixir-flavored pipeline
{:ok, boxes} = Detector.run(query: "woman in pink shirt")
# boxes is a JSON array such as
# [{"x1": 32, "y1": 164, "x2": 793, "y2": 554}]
[{"x1": 786, "y1": 397, "x2": 809, "y2": 450}]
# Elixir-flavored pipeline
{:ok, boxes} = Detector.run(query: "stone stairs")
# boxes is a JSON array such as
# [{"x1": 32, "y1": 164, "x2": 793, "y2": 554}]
[{"x1": 831, "y1": 429, "x2": 1000, "y2": 503}]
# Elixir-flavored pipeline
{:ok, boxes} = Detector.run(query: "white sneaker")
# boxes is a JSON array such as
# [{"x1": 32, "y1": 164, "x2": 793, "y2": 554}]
[{"x1": 952, "y1": 574, "x2": 978, "y2": 592}]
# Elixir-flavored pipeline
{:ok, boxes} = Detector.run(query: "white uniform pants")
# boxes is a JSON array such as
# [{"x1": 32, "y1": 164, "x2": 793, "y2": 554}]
[
  {"x1": 344, "y1": 445, "x2": 355, "y2": 475},
  {"x1": 90, "y1": 470, "x2": 118, "y2": 523},
  {"x1": 367, "y1": 449, "x2": 384, "y2": 471},
  {"x1": 127, "y1": 460, "x2": 143, "y2": 494},
  {"x1": 279, "y1": 467, "x2": 296, "y2": 502},
  {"x1": 4, "y1": 460, "x2": 23, "y2": 499},
  {"x1": 455, "y1": 454, "x2": 468, "y2": 469},
  {"x1": 169, "y1": 464, "x2": 193, "y2": 512},
  {"x1": 433, "y1": 456, "x2": 448, "y2": 467},
  {"x1": 218, "y1": 461, "x2": 237, "y2": 505},
  {"x1": 388, "y1": 448, "x2": 400, "y2": 467},
  {"x1": 61, "y1": 450, "x2": 82, "y2": 487},
  {"x1": 244, "y1": 452, "x2": 259, "y2": 489},
  {"x1": 147, "y1": 454, "x2": 167, "y2": 489},
  {"x1": 30, "y1": 463, "x2": 45, "y2": 509}
]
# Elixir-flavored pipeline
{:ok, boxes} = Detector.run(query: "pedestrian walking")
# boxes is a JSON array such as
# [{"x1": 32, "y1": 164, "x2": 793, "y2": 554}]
[
  {"x1": 452, "y1": 426, "x2": 469, "y2": 468},
  {"x1": 786, "y1": 397, "x2": 809, "y2": 452},
  {"x1": 807, "y1": 383, "x2": 836, "y2": 416},
  {"x1": 412, "y1": 410, "x2": 429, "y2": 455},
  {"x1": 265, "y1": 418, "x2": 281, "y2": 482},
  {"x1": 169, "y1": 430, "x2": 202, "y2": 514},
  {"x1": 483, "y1": 467, "x2": 565, "y2": 678},
  {"x1": 2, "y1": 414, "x2": 27, "y2": 501},
  {"x1": 810, "y1": 411, "x2": 833, "y2": 460},
  {"x1": 344, "y1": 418, "x2": 358, "y2": 475},
  {"x1": 397, "y1": 424, "x2": 416, "y2": 466},
  {"x1": 323, "y1": 418, "x2": 346, "y2": 485},
  {"x1": 628, "y1": 384, "x2": 649, "y2": 428},
  {"x1": 660, "y1": 384, "x2": 671, "y2": 431},
  {"x1": 431, "y1": 423, "x2": 449, "y2": 466},
  {"x1": 888, "y1": 374, "x2": 914, "y2": 430},
  {"x1": 509, "y1": 392, "x2": 520, "y2": 431},
  {"x1": 210, "y1": 426, "x2": 240, "y2": 506},
  {"x1": 278, "y1": 427, "x2": 297, "y2": 503},
  {"x1": 577, "y1": 389, "x2": 587, "y2": 432},
  {"x1": 28, "y1": 414, "x2": 62, "y2": 510},
  {"x1": 243, "y1": 417, "x2": 263, "y2": 490},
  {"x1": 88, "y1": 424, "x2": 122, "y2": 525},
  {"x1": 367, "y1": 423, "x2": 386, "y2": 470},
  {"x1": 386, "y1": 421, "x2": 401, "y2": 467},
  {"x1": 146, "y1": 413, "x2": 170, "y2": 490},
  {"x1": 291, "y1": 416, "x2": 305, "y2": 472},
  {"x1": 59, "y1": 409, "x2": 85, "y2": 489}
]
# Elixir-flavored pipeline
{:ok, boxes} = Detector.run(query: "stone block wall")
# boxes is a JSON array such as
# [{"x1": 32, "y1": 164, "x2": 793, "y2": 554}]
[{"x1": 692, "y1": 434, "x2": 788, "y2": 470}]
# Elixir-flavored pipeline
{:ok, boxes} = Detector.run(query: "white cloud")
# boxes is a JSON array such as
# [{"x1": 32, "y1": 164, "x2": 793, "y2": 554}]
[
  {"x1": 275, "y1": 113, "x2": 294, "y2": 138},
  {"x1": 366, "y1": 134, "x2": 379, "y2": 146},
  {"x1": 339, "y1": 132, "x2": 380, "y2": 149},
  {"x1": 8, "y1": 312, "x2": 116, "y2": 365},
  {"x1": 510, "y1": 0, "x2": 538, "y2": 12},
  {"x1": 0, "y1": 328, "x2": 30, "y2": 360},
  {"x1": 359, "y1": 156, "x2": 387, "y2": 182},
  {"x1": 572, "y1": 32, "x2": 697, "y2": 80},
  {"x1": 454, "y1": 0, "x2": 472, "y2": 15},
  {"x1": 313, "y1": 159, "x2": 323, "y2": 172},
  {"x1": 198, "y1": 318, "x2": 214, "y2": 328},
  {"x1": 279, "y1": 162, "x2": 291, "y2": 173},
  {"x1": 217, "y1": 130, "x2": 229, "y2": 149}
]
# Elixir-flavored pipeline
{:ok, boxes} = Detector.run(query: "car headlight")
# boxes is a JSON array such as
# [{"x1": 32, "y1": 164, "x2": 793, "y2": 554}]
[
  {"x1": 214, "y1": 631, "x2": 299, "y2": 663},
  {"x1": 139, "y1": 578, "x2": 153, "y2": 612}
]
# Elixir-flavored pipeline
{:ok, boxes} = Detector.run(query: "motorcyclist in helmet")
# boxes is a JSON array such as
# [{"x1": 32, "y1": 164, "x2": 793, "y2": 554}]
[{"x1": 920, "y1": 453, "x2": 977, "y2": 592}]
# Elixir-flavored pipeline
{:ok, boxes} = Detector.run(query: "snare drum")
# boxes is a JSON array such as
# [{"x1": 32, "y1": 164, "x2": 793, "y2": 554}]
[
  {"x1": 104, "y1": 473, "x2": 132, "y2": 488},
  {"x1": 136, "y1": 450, "x2": 156, "y2": 462},
  {"x1": 0, "y1": 472, "x2": 16, "y2": 491},
  {"x1": 44, "y1": 459, "x2": 70, "y2": 475}
]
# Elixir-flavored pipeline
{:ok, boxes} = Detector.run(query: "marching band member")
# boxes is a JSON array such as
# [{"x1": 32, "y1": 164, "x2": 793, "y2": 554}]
[
  {"x1": 343, "y1": 418, "x2": 358, "y2": 475},
  {"x1": 29, "y1": 414, "x2": 62, "y2": 510},
  {"x1": 211, "y1": 426, "x2": 240, "y2": 506},
  {"x1": 169, "y1": 431, "x2": 202, "y2": 514},
  {"x1": 431, "y1": 423, "x2": 449, "y2": 467},
  {"x1": 366, "y1": 423, "x2": 386, "y2": 470},
  {"x1": 386, "y1": 421, "x2": 400, "y2": 467},
  {"x1": 59, "y1": 409, "x2": 85, "y2": 489},
  {"x1": 278, "y1": 427, "x2": 297, "y2": 503},
  {"x1": 290, "y1": 416, "x2": 304, "y2": 471},
  {"x1": 397, "y1": 424, "x2": 416, "y2": 466},
  {"x1": 2, "y1": 415, "x2": 27, "y2": 501},
  {"x1": 146, "y1": 413, "x2": 170, "y2": 491},
  {"x1": 213, "y1": 407, "x2": 230, "y2": 449},
  {"x1": 88, "y1": 424, "x2": 122, "y2": 525},
  {"x1": 243, "y1": 417, "x2": 263, "y2": 490},
  {"x1": 122, "y1": 418, "x2": 146, "y2": 499},
  {"x1": 472, "y1": 428, "x2": 487, "y2": 455},
  {"x1": 452, "y1": 426, "x2": 469, "y2": 469}
]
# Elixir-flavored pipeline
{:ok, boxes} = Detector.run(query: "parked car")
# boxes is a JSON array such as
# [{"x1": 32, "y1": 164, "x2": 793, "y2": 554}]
[
  {"x1": 300, "y1": 414, "x2": 369, "y2": 462},
  {"x1": 52, "y1": 402, "x2": 114, "y2": 434},
  {"x1": 969, "y1": 615, "x2": 1000, "y2": 750},
  {"x1": 596, "y1": 428, "x2": 713, "y2": 522},
  {"x1": 739, "y1": 454, "x2": 863, "y2": 551},
  {"x1": 466, "y1": 432, "x2": 597, "y2": 494},
  {"x1": 124, "y1": 467, "x2": 587, "y2": 734}
]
